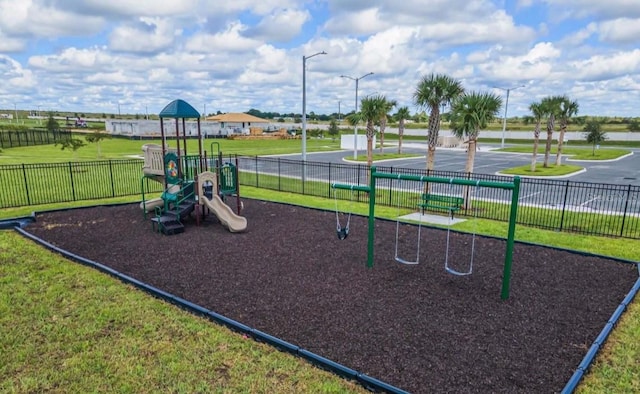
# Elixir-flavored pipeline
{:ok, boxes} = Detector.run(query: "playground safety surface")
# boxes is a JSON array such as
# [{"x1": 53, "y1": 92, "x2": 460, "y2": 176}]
[{"x1": 26, "y1": 200, "x2": 638, "y2": 393}]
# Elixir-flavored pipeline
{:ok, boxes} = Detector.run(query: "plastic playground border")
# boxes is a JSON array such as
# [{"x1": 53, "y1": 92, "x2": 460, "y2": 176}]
[{"x1": 2, "y1": 203, "x2": 640, "y2": 393}]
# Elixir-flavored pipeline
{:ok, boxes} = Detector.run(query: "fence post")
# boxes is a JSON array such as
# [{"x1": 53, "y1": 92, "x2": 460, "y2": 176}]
[
  {"x1": 328, "y1": 163, "x2": 332, "y2": 198},
  {"x1": 620, "y1": 184, "x2": 632, "y2": 237},
  {"x1": 109, "y1": 160, "x2": 116, "y2": 197},
  {"x1": 69, "y1": 162, "x2": 76, "y2": 201},
  {"x1": 22, "y1": 163, "x2": 31, "y2": 206},
  {"x1": 559, "y1": 180, "x2": 570, "y2": 232},
  {"x1": 254, "y1": 156, "x2": 259, "y2": 187},
  {"x1": 278, "y1": 158, "x2": 281, "y2": 191},
  {"x1": 388, "y1": 167, "x2": 394, "y2": 207}
]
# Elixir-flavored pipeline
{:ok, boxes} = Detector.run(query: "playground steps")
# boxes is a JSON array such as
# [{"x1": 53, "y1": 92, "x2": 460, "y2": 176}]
[
  {"x1": 151, "y1": 200, "x2": 196, "y2": 235},
  {"x1": 151, "y1": 215, "x2": 185, "y2": 235}
]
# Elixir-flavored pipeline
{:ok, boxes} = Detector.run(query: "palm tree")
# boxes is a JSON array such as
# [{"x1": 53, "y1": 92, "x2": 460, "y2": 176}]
[
  {"x1": 541, "y1": 96, "x2": 559, "y2": 168},
  {"x1": 359, "y1": 95, "x2": 388, "y2": 167},
  {"x1": 450, "y1": 91, "x2": 502, "y2": 209},
  {"x1": 413, "y1": 73, "x2": 465, "y2": 172},
  {"x1": 394, "y1": 106, "x2": 411, "y2": 154},
  {"x1": 378, "y1": 99, "x2": 397, "y2": 154},
  {"x1": 528, "y1": 101, "x2": 546, "y2": 172},
  {"x1": 555, "y1": 96, "x2": 579, "y2": 165}
]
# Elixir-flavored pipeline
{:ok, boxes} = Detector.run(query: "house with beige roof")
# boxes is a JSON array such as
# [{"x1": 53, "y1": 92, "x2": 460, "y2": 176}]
[{"x1": 206, "y1": 113, "x2": 271, "y2": 135}]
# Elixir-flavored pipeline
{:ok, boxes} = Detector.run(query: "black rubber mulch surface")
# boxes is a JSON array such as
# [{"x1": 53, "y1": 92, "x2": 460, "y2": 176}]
[{"x1": 25, "y1": 200, "x2": 638, "y2": 393}]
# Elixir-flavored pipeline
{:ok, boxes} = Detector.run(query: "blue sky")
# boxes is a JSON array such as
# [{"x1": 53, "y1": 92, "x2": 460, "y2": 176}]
[{"x1": 0, "y1": 0, "x2": 639, "y2": 118}]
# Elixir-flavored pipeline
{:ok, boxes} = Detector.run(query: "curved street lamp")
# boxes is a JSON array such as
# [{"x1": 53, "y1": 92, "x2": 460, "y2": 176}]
[
  {"x1": 341, "y1": 72, "x2": 374, "y2": 159},
  {"x1": 494, "y1": 85, "x2": 525, "y2": 148},
  {"x1": 302, "y1": 51, "x2": 327, "y2": 163}
]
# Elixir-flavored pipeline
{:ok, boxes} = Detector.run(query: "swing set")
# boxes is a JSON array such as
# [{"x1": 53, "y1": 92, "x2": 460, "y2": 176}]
[{"x1": 332, "y1": 166, "x2": 521, "y2": 300}]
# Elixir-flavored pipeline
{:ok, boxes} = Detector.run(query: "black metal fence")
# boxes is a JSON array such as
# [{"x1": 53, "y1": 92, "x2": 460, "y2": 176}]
[
  {"x1": 1, "y1": 156, "x2": 639, "y2": 239},
  {"x1": 0, "y1": 129, "x2": 72, "y2": 149},
  {"x1": 236, "y1": 156, "x2": 640, "y2": 239}
]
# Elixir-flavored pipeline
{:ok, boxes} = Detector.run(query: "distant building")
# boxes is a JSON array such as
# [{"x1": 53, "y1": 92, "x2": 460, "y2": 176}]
[
  {"x1": 205, "y1": 113, "x2": 270, "y2": 135},
  {"x1": 104, "y1": 113, "x2": 273, "y2": 138},
  {"x1": 105, "y1": 119, "x2": 222, "y2": 137}
]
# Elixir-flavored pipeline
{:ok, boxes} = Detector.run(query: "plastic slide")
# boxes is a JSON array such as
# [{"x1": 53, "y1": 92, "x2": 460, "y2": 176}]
[
  {"x1": 140, "y1": 184, "x2": 181, "y2": 212},
  {"x1": 140, "y1": 197, "x2": 164, "y2": 212},
  {"x1": 201, "y1": 194, "x2": 247, "y2": 232}
]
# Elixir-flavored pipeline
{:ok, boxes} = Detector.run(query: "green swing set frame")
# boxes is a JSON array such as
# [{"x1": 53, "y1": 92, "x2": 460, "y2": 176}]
[{"x1": 332, "y1": 166, "x2": 521, "y2": 300}]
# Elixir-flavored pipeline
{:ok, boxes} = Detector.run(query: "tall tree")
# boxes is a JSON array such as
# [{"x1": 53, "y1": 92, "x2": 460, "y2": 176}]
[
  {"x1": 541, "y1": 96, "x2": 559, "y2": 168},
  {"x1": 413, "y1": 73, "x2": 465, "y2": 172},
  {"x1": 528, "y1": 101, "x2": 546, "y2": 172},
  {"x1": 555, "y1": 96, "x2": 579, "y2": 165},
  {"x1": 450, "y1": 91, "x2": 502, "y2": 209},
  {"x1": 359, "y1": 95, "x2": 388, "y2": 167},
  {"x1": 378, "y1": 99, "x2": 397, "y2": 154},
  {"x1": 394, "y1": 106, "x2": 411, "y2": 154}
]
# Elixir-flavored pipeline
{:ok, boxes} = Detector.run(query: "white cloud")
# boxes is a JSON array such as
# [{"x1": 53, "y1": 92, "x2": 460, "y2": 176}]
[
  {"x1": 244, "y1": 8, "x2": 311, "y2": 42},
  {"x1": 58, "y1": 0, "x2": 199, "y2": 18},
  {"x1": 597, "y1": 18, "x2": 640, "y2": 44},
  {"x1": 0, "y1": 0, "x2": 104, "y2": 38},
  {"x1": 0, "y1": 55, "x2": 35, "y2": 91},
  {"x1": 475, "y1": 42, "x2": 562, "y2": 82},
  {"x1": 28, "y1": 47, "x2": 112, "y2": 72},
  {"x1": 323, "y1": 8, "x2": 389, "y2": 36},
  {"x1": 543, "y1": 0, "x2": 640, "y2": 19},
  {"x1": 185, "y1": 22, "x2": 261, "y2": 53},
  {"x1": 109, "y1": 17, "x2": 181, "y2": 54},
  {"x1": 0, "y1": 33, "x2": 24, "y2": 52},
  {"x1": 570, "y1": 49, "x2": 640, "y2": 81},
  {"x1": 1, "y1": 0, "x2": 639, "y2": 116}
]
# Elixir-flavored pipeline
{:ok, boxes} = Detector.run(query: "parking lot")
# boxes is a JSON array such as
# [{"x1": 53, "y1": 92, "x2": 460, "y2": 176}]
[{"x1": 264, "y1": 143, "x2": 640, "y2": 214}]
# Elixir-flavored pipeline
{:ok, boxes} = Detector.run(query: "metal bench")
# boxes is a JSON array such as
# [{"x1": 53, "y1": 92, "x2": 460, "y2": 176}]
[{"x1": 418, "y1": 193, "x2": 464, "y2": 217}]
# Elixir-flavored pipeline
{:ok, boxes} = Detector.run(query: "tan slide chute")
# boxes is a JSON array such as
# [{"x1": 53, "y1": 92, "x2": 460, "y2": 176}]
[{"x1": 198, "y1": 171, "x2": 247, "y2": 233}]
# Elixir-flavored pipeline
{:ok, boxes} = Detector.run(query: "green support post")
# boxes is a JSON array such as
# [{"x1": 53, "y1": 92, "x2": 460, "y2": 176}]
[
  {"x1": 367, "y1": 167, "x2": 377, "y2": 268},
  {"x1": 501, "y1": 176, "x2": 520, "y2": 300}
]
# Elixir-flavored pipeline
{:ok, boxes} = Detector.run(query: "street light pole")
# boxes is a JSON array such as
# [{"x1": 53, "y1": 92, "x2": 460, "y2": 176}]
[
  {"x1": 340, "y1": 72, "x2": 374, "y2": 159},
  {"x1": 494, "y1": 85, "x2": 525, "y2": 148},
  {"x1": 302, "y1": 51, "x2": 327, "y2": 164}
]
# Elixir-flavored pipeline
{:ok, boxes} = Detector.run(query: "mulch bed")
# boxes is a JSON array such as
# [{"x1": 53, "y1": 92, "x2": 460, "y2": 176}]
[{"x1": 25, "y1": 199, "x2": 638, "y2": 393}]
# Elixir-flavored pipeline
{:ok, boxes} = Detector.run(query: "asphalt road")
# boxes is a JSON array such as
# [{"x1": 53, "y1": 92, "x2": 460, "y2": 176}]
[
  {"x1": 249, "y1": 143, "x2": 640, "y2": 214},
  {"x1": 282, "y1": 142, "x2": 640, "y2": 186}
]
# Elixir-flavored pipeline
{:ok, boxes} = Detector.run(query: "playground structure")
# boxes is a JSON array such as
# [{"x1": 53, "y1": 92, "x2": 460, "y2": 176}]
[
  {"x1": 140, "y1": 99, "x2": 247, "y2": 235},
  {"x1": 333, "y1": 167, "x2": 521, "y2": 300}
]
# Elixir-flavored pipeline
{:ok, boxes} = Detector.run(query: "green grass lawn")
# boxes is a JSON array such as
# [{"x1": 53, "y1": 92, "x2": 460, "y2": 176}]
[
  {"x1": 498, "y1": 145, "x2": 630, "y2": 160},
  {"x1": 500, "y1": 164, "x2": 584, "y2": 176},
  {"x1": 496, "y1": 146, "x2": 630, "y2": 177},
  {"x1": 1, "y1": 135, "x2": 639, "y2": 392},
  {"x1": 0, "y1": 136, "x2": 343, "y2": 164}
]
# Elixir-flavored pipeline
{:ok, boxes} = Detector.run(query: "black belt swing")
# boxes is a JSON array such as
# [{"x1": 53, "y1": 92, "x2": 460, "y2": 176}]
[{"x1": 333, "y1": 184, "x2": 354, "y2": 240}]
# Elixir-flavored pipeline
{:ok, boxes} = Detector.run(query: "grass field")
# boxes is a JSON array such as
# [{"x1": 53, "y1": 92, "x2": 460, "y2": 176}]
[{"x1": 0, "y1": 137, "x2": 639, "y2": 392}]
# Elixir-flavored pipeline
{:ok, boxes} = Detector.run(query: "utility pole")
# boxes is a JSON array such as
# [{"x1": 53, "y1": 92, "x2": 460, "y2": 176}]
[{"x1": 340, "y1": 72, "x2": 374, "y2": 159}]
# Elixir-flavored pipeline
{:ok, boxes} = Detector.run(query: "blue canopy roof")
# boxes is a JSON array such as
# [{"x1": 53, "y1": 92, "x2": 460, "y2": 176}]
[{"x1": 158, "y1": 99, "x2": 200, "y2": 118}]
